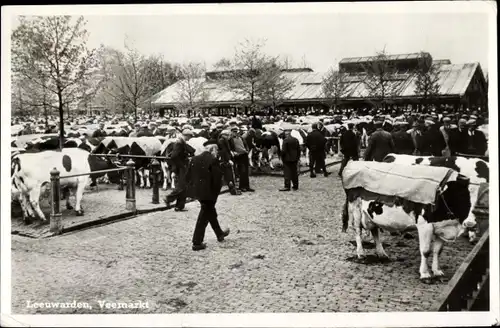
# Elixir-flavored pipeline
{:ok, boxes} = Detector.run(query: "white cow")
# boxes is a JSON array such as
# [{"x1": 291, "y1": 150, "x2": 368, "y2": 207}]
[
  {"x1": 187, "y1": 137, "x2": 208, "y2": 156},
  {"x1": 11, "y1": 148, "x2": 92, "y2": 220},
  {"x1": 383, "y1": 153, "x2": 489, "y2": 243}
]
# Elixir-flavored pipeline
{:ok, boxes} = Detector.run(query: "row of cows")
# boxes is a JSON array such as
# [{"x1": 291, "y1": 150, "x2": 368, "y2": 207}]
[{"x1": 342, "y1": 153, "x2": 489, "y2": 281}]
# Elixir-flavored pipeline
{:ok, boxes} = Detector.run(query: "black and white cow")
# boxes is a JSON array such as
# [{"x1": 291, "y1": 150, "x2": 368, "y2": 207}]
[
  {"x1": 342, "y1": 162, "x2": 475, "y2": 282},
  {"x1": 383, "y1": 153, "x2": 489, "y2": 242},
  {"x1": 11, "y1": 148, "x2": 118, "y2": 220}
]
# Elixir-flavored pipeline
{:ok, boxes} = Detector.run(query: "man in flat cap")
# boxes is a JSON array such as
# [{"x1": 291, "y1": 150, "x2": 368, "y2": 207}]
[
  {"x1": 280, "y1": 129, "x2": 301, "y2": 191},
  {"x1": 466, "y1": 119, "x2": 487, "y2": 156},
  {"x1": 128, "y1": 122, "x2": 141, "y2": 137},
  {"x1": 137, "y1": 122, "x2": 154, "y2": 137},
  {"x1": 218, "y1": 129, "x2": 241, "y2": 196},
  {"x1": 186, "y1": 139, "x2": 230, "y2": 251},
  {"x1": 364, "y1": 120, "x2": 395, "y2": 162},
  {"x1": 306, "y1": 123, "x2": 330, "y2": 177},
  {"x1": 421, "y1": 117, "x2": 446, "y2": 156},
  {"x1": 92, "y1": 122, "x2": 107, "y2": 138},
  {"x1": 338, "y1": 122, "x2": 359, "y2": 177},
  {"x1": 199, "y1": 122, "x2": 211, "y2": 139},
  {"x1": 449, "y1": 118, "x2": 469, "y2": 155},
  {"x1": 439, "y1": 116, "x2": 453, "y2": 156},
  {"x1": 229, "y1": 126, "x2": 255, "y2": 192},
  {"x1": 164, "y1": 129, "x2": 196, "y2": 211},
  {"x1": 391, "y1": 122, "x2": 413, "y2": 155}
]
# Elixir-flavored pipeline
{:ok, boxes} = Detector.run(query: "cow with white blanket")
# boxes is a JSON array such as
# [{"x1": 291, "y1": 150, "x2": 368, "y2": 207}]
[
  {"x1": 382, "y1": 154, "x2": 489, "y2": 243},
  {"x1": 342, "y1": 161, "x2": 476, "y2": 282}
]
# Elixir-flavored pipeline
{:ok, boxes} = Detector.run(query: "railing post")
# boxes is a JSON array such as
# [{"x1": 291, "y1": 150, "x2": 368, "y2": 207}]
[
  {"x1": 151, "y1": 159, "x2": 160, "y2": 204},
  {"x1": 126, "y1": 160, "x2": 136, "y2": 212},
  {"x1": 118, "y1": 169, "x2": 124, "y2": 191},
  {"x1": 50, "y1": 168, "x2": 63, "y2": 234}
]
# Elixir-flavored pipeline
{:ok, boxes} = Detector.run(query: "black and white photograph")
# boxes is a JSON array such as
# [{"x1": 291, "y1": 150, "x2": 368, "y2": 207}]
[{"x1": 1, "y1": 2, "x2": 498, "y2": 327}]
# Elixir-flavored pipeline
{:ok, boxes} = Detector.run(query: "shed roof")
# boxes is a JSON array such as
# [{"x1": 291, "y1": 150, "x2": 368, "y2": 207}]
[{"x1": 152, "y1": 62, "x2": 483, "y2": 107}]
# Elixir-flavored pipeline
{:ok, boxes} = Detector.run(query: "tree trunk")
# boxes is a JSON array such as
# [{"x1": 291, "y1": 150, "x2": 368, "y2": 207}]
[{"x1": 57, "y1": 90, "x2": 64, "y2": 151}]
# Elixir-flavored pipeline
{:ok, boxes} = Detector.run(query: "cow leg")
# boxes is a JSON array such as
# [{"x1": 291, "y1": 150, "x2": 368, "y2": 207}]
[
  {"x1": 349, "y1": 200, "x2": 366, "y2": 259},
  {"x1": 161, "y1": 162, "x2": 170, "y2": 190},
  {"x1": 144, "y1": 168, "x2": 151, "y2": 188},
  {"x1": 171, "y1": 172, "x2": 176, "y2": 190},
  {"x1": 74, "y1": 179, "x2": 87, "y2": 216},
  {"x1": 416, "y1": 221, "x2": 434, "y2": 280},
  {"x1": 64, "y1": 188, "x2": 74, "y2": 210},
  {"x1": 137, "y1": 169, "x2": 145, "y2": 188},
  {"x1": 431, "y1": 237, "x2": 445, "y2": 277},
  {"x1": 20, "y1": 192, "x2": 35, "y2": 221},
  {"x1": 371, "y1": 227, "x2": 389, "y2": 259},
  {"x1": 29, "y1": 187, "x2": 46, "y2": 221}
]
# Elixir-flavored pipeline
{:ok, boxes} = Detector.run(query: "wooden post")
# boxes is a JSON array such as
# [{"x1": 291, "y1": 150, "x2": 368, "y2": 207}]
[
  {"x1": 126, "y1": 160, "x2": 136, "y2": 211},
  {"x1": 151, "y1": 159, "x2": 160, "y2": 204},
  {"x1": 50, "y1": 168, "x2": 63, "y2": 234},
  {"x1": 118, "y1": 169, "x2": 124, "y2": 191}
]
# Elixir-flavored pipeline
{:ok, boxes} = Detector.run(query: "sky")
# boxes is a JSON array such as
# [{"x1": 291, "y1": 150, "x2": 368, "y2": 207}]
[
  {"x1": 7, "y1": 4, "x2": 492, "y2": 74},
  {"x1": 77, "y1": 11, "x2": 490, "y2": 73}
]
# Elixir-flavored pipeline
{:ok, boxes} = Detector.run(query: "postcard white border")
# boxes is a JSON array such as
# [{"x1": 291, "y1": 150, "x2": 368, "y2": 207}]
[{"x1": 1, "y1": 2, "x2": 498, "y2": 327}]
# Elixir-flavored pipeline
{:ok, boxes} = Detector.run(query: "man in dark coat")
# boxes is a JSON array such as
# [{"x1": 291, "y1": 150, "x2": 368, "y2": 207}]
[
  {"x1": 251, "y1": 114, "x2": 263, "y2": 130},
  {"x1": 164, "y1": 129, "x2": 196, "y2": 211},
  {"x1": 187, "y1": 139, "x2": 230, "y2": 251},
  {"x1": 391, "y1": 122, "x2": 414, "y2": 155},
  {"x1": 449, "y1": 118, "x2": 469, "y2": 155},
  {"x1": 92, "y1": 122, "x2": 107, "y2": 138},
  {"x1": 338, "y1": 123, "x2": 359, "y2": 176},
  {"x1": 280, "y1": 130, "x2": 300, "y2": 191},
  {"x1": 229, "y1": 126, "x2": 255, "y2": 192},
  {"x1": 306, "y1": 123, "x2": 330, "y2": 178},
  {"x1": 421, "y1": 119, "x2": 446, "y2": 156},
  {"x1": 466, "y1": 119, "x2": 488, "y2": 156},
  {"x1": 364, "y1": 121, "x2": 395, "y2": 162},
  {"x1": 198, "y1": 122, "x2": 211, "y2": 139},
  {"x1": 137, "y1": 123, "x2": 154, "y2": 137},
  {"x1": 218, "y1": 130, "x2": 241, "y2": 196}
]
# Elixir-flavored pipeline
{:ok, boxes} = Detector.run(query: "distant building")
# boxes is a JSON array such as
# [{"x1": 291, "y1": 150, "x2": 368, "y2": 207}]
[{"x1": 151, "y1": 52, "x2": 487, "y2": 115}]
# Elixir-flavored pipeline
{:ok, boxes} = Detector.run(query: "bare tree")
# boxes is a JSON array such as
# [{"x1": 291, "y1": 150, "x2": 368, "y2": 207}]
[
  {"x1": 322, "y1": 68, "x2": 350, "y2": 111},
  {"x1": 174, "y1": 62, "x2": 208, "y2": 115},
  {"x1": 258, "y1": 58, "x2": 295, "y2": 113},
  {"x1": 361, "y1": 49, "x2": 404, "y2": 111},
  {"x1": 414, "y1": 52, "x2": 440, "y2": 112},
  {"x1": 216, "y1": 38, "x2": 294, "y2": 114},
  {"x1": 12, "y1": 16, "x2": 99, "y2": 148}
]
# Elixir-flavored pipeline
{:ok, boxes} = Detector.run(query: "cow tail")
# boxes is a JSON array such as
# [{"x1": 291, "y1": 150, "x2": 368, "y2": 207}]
[{"x1": 342, "y1": 192, "x2": 349, "y2": 233}]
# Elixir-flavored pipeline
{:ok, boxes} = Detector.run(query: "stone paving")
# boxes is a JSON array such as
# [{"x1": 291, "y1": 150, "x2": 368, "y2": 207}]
[{"x1": 11, "y1": 165, "x2": 475, "y2": 314}]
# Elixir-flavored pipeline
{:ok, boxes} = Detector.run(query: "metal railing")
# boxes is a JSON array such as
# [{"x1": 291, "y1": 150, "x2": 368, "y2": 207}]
[
  {"x1": 49, "y1": 160, "x2": 145, "y2": 234},
  {"x1": 432, "y1": 228, "x2": 490, "y2": 311}
]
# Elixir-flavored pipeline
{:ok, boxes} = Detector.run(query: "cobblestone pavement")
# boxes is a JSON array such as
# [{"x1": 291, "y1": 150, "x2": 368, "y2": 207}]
[{"x1": 11, "y1": 165, "x2": 474, "y2": 314}]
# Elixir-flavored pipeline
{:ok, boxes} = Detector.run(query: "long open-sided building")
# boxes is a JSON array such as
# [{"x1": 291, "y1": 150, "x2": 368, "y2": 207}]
[{"x1": 151, "y1": 52, "x2": 488, "y2": 115}]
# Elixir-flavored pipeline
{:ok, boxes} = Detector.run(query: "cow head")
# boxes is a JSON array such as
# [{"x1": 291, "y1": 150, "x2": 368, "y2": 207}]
[{"x1": 435, "y1": 175, "x2": 474, "y2": 230}]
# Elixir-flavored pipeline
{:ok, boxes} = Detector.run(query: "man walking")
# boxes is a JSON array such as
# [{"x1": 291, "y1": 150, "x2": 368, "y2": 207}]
[
  {"x1": 364, "y1": 120, "x2": 395, "y2": 162},
  {"x1": 164, "y1": 129, "x2": 195, "y2": 211},
  {"x1": 306, "y1": 123, "x2": 330, "y2": 178},
  {"x1": 229, "y1": 126, "x2": 255, "y2": 192},
  {"x1": 280, "y1": 129, "x2": 300, "y2": 191},
  {"x1": 187, "y1": 139, "x2": 230, "y2": 251},
  {"x1": 338, "y1": 122, "x2": 359, "y2": 177}
]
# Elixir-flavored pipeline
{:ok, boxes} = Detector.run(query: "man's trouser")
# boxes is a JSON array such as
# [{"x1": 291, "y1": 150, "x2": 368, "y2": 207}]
[
  {"x1": 165, "y1": 165, "x2": 187, "y2": 209},
  {"x1": 283, "y1": 161, "x2": 299, "y2": 189},
  {"x1": 233, "y1": 154, "x2": 250, "y2": 189},
  {"x1": 338, "y1": 153, "x2": 359, "y2": 176},
  {"x1": 309, "y1": 151, "x2": 326, "y2": 175},
  {"x1": 221, "y1": 161, "x2": 237, "y2": 192},
  {"x1": 192, "y1": 200, "x2": 224, "y2": 245}
]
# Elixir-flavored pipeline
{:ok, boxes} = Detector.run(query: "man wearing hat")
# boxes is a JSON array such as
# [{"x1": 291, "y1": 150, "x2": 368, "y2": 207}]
[
  {"x1": 364, "y1": 119, "x2": 395, "y2": 162},
  {"x1": 211, "y1": 123, "x2": 224, "y2": 140},
  {"x1": 449, "y1": 118, "x2": 469, "y2": 155},
  {"x1": 217, "y1": 130, "x2": 241, "y2": 196},
  {"x1": 164, "y1": 129, "x2": 196, "y2": 211},
  {"x1": 391, "y1": 122, "x2": 413, "y2": 155},
  {"x1": 92, "y1": 122, "x2": 107, "y2": 138},
  {"x1": 150, "y1": 121, "x2": 162, "y2": 136},
  {"x1": 199, "y1": 122, "x2": 211, "y2": 139},
  {"x1": 129, "y1": 122, "x2": 141, "y2": 137},
  {"x1": 439, "y1": 116, "x2": 453, "y2": 156},
  {"x1": 466, "y1": 119, "x2": 487, "y2": 156},
  {"x1": 421, "y1": 117, "x2": 446, "y2": 156},
  {"x1": 306, "y1": 123, "x2": 330, "y2": 178},
  {"x1": 229, "y1": 126, "x2": 255, "y2": 192},
  {"x1": 138, "y1": 122, "x2": 154, "y2": 137},
  {"x1": 279, "y1": 129, "x2": 301, "y2": 191},
  {"x1": 186, "y1": 139, "x2": 230, "y2": 251},
  {"x1": 338, "y1": 122, "x2": 360, "y2": 177}
]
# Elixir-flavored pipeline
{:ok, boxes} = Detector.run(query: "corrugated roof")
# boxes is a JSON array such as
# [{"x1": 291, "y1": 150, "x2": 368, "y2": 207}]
[{"x1": 152, "y1": 63, "x2": 482, "y2": 106}]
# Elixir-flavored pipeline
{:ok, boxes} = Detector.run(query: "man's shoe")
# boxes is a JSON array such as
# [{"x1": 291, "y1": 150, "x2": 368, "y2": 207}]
[
  {"x1": 310, "y1": 174, "x2": 317, "y2": 178},
  {"x1": 324, "y1": 172, "x2": 331, "y2": 177},
  {"x1": 292, "y1": 187, "x2": 299, "y2": 191},
  {"x1": 230, "y1": 189, "x2": 242, "y2": 196},
  {"x1": 163, "y1": 197, "x2": 172, "y2": 208},
  {"x1": 279, "y1": 188, "x2": 291, "y2": 192},
  {"x1": 174, "y1": 207, "x2": 187, "y2": 212},
  {"x1": 246, "y1": 188, "x2": 255, "y2": 192},
  {"x1": 192, "y1": 243, "x2": 207, "y2": 251},
  {"x1": 217, "y1": 229, "x2": 230, "y2": 242}
]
